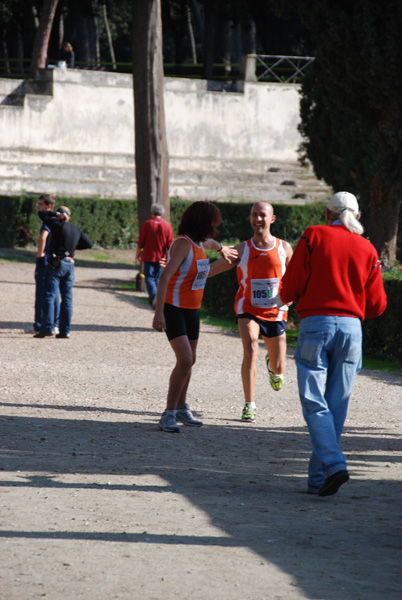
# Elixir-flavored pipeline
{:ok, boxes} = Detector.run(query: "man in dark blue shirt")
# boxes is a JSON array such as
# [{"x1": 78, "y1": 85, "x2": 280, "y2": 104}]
[
  {"x1": 25, "y1": 194, "x2": 60, "y2": 334},
  {"x1": 34, "y1": 206, "x2": 93, "y2": 339}
]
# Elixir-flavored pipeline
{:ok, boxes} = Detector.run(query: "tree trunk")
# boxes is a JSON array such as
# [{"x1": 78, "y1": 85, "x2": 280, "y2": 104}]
[
  {"x1": 132, "y1": 0, "x2": 169, "y2": 227},
  {"x1": 241, "y1": 11, "x2": 256, "y2": 55},
  {"x1": 186, "y1": 4, "x2": 197, "y2": 64},
  {"x1": 190, "y1": 0, "x2": 203, "y2": 39},
  {"x1": 32, "y1": 5, "x2": 40, "y2": 29},
  {"x1": 368, "y1": 185, "x2": 399, "y2": 268},
  {"x1": 103, "y1": 1, "x2": 116, "y2": 70},
  {"x1": 224, "y1": 19, "x2": 234, "y2": 77},
  {"x1": 30, "y1": 0, "x2": 60, "y2": 79},
  {"x1": 59, "y1": 12, "x2": 64, "y2": 50},
  {"x1": 16, "y1": 24, "x2": 24, "y2": 74},
  {"x1": 203, "y1": 0, "x2": 217, "y2": 80},
  {"x1": 368, "y1": 114, "x2": 400, "y2": 268},
  {"x1": 92, "y1": 0, "x2": 101, "y2": 66},
  {"x1": 0, "y1": 34, "x2": 10, "y2": 75}
]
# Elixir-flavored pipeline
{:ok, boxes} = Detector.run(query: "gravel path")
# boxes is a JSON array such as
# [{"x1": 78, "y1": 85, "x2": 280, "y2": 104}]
[{"x1": 1, "y1": 257, "x2": 401, "y2": 600}]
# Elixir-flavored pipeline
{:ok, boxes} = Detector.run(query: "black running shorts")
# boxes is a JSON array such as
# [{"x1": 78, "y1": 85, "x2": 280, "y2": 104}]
[
  {"x1": 237, "y1": 313, "x2": 286, "y2": 338},
  {"x1": 164, "y1": 303, "x2": 200, "y2": 341}
]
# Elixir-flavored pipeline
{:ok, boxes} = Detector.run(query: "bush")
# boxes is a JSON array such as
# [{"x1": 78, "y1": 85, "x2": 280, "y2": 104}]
[
  {"x1": 1, "y1": 194, "x2": 399, "y2": 359},
  {"x1": 0, "y1": 195, "x2": 139, "y2": 248},
  {"x1": 204, "y1": 265, "x2": 402, "y2": 361},
  {"x1": 0, "y1": 195, "x2": 327, "y2": 248},
  {"x1": 362, "y1": 270, "x2": 402, "y2": 361},
  {"x1": 171, "y1": 199, "x2": 327, "y2": 246}
]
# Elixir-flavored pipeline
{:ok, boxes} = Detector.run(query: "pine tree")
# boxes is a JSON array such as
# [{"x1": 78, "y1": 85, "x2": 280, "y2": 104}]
[{"x1": 298, "y1": 0, "x2": 402, "y2": 266}]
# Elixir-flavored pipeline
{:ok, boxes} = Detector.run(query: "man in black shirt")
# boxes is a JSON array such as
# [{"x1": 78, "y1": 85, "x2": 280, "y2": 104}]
[{"x1": 34, "y1": 206, "x2": 93, "y2": 339}]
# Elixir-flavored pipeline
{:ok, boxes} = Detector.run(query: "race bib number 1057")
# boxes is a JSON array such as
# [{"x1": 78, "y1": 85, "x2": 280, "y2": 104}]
[{"x1": 251, "y1": 278, "x2": 279, "y2": 308}]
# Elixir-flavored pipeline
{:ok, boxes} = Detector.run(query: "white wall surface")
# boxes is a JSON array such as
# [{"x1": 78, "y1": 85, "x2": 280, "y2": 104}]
[{"x1": 0, "y1": 68, "x2": 302, "y2": 162}]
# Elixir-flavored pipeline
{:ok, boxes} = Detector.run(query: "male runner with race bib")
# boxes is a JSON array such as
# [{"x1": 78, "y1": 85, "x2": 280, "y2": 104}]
[{"x1": 209, "y1": 202, "x2": 293, "y2": 422}]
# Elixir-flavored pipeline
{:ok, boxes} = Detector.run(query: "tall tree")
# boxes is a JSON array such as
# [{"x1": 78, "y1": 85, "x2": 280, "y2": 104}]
[
  {"x1": 297, "y1": 0, "x2": 402, "y2": 267},
  {"x1": 30, "y1": 0, "x2": 60, "y2": 79},
  {"x1": 102, "y1": 1, "x2": 117, "y2": 69},
  {"x1": 132, "y1": 0, "x2": 169, "y2": 226},
  {"x1": 299, "y1": 69, "x2": 376, "y2": 217}
]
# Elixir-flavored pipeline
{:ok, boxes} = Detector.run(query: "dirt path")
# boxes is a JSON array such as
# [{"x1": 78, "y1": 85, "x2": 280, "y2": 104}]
[{"x1": 1, "y1": 257, "x2": 401, "y2": 600}]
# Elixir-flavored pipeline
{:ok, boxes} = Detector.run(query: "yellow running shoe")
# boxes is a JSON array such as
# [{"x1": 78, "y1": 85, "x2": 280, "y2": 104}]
[
  {"x1": 265, "y1": 354, "x2": 283, "y2": 391},
  {"x1": 241, "y1": 403, "x2": 256, "y2": 422}
]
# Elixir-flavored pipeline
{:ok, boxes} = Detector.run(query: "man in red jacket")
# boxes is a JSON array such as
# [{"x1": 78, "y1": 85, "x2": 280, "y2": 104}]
[
  {"x1": 136, "y1": 204, "x2": 174, "y2": 308},
  {"x1": 279, "y1": 191, "x2": 387, "y2": 497}
]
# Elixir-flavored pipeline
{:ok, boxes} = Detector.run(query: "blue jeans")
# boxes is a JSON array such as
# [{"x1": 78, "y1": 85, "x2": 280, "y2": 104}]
[
  {"x1": 295, "y1": 316, "x2": 362, "y2": 493},
  {"x1": 42, "y1": 259, "x2": 75, "y2": 335},
  {"x1": 35, "y1": 258, "x2": 60, "y2": 331},
  {"x1": 143, "y1": 261, "x2": 163, "y2": 306}
]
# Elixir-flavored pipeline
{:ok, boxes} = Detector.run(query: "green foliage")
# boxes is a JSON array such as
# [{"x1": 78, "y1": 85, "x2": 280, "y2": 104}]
[
  {"x1": 0, "y1": 195, "x2": 327, "y2": 249},
  {"x1": 0, "y1": 195, "x2": 139, "y2": 249},
  {"x1": 297, "y1": 1, "x2": 402, "y2": 264},
  {"x1": 0, "y1": 195, "x2": 36, "y2": 247},
  {"x1": 362, "y1": 272, "x2": 402, "y2": 361},
  {"x1": 203, "y1": 266, "x2": 238, "y2": 320},
  {"x1": 203, "y1": 201, "x2": 327, "y2": 321},
  {"x1": 168, "y1": 198, "x2": 191, "y2": 236},
  {"x1": 203, "y1": 254, "x2": 301, "y2": 325},
  {"x1": 2, "y1": 192, "x2": 399, "y2": 360},
  {"x1": 170, "y1": 200, "x2": 327, "y2": 247},
  {"x1": 204, "y1": 262, "x2": 402, "y2": 361},
  {"x1": 298, "y1": 68, "x2": 377, "y2": 218}
]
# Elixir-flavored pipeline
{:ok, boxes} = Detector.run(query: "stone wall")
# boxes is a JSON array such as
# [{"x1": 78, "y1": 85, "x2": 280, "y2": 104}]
[
  {"x1": 0, "y1": 67, "x2": 302, "y2": 159},
  {"x1": 0, "y1": 68, "x2": 329, "y2": 203}
]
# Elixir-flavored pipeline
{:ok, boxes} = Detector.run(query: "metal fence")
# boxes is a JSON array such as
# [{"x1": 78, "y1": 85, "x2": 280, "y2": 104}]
[
  {"x1": 0, "y1": 55, "x2": 315, "y2": 83},
  {"x1": 256, "y1": 55, "x2": 315, "y2": 83}
]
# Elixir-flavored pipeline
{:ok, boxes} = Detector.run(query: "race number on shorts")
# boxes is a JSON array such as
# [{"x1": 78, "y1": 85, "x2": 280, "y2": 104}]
[
  {"x1": 192, "y1": 259, "x2": 210, "y2": 290},
  {"x1": 251, "y1": 278, "x2": 279, "y2": 308}
]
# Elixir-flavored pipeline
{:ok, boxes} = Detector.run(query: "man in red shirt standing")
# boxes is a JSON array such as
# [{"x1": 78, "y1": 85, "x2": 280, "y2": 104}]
[
  {"x1": 279, "y1": 191, "x2": 387, "y2": 497},
  {"x1": 136, "y1": 204, "x2": 174, "y2": 308}
]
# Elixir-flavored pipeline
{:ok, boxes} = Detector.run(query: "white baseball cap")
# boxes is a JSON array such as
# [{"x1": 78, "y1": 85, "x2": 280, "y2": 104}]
[{"x1": 327, "y1": 191, "x2": 359, "y2": 214}]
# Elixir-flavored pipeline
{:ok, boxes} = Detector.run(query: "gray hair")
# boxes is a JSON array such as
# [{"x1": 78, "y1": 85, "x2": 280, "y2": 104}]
[
  {"x1": 328, "y1": 206, "x2": 364, "y2": 235},
  {"x1": 151, "y1": 203, "x2": 164, "y2": 217},
  {"x1": 327, "y1": 192, "x2": 363, "y2": 235}
]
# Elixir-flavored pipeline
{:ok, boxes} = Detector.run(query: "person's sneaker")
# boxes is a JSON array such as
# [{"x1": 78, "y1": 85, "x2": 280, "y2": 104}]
[
  {"x1": 54, "y1": 326, "x2": 60, "y2": 335},
  {"x1": 176, "y1": 404, "x2": 203, "y2": 427},
  {"x1": 158, "y1": 410, "x2": 180, "y2": 433},
  {"x1": 241, "y1": 403, "x2": 256, "y2": 422},
  {"x1": 265, "y1": 354, "x2": 283, "y2": 391},
  {"x1": 33, "y1": 331, "x2": 54, "y2": 338},
  {"x1": 56, "y1": 332, "x2": 70, "y2": 339}
]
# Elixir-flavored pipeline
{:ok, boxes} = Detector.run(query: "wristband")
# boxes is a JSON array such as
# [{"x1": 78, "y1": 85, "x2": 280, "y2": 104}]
[{"x1": 218, "y1": 244, "x2": 223, "y2": 252}]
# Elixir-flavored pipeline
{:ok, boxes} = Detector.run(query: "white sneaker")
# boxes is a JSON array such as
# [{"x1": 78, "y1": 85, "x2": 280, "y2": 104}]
[
  {"x1": 176, "y1": 404, "x2": 203, "y2": 427},
  {"x1": 158, "y1": 410, "x2": 180, "y2": 433}
]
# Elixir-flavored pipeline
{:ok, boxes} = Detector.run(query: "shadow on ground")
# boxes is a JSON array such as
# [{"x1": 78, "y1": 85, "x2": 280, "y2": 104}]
[{"x1": 0, "y1": 409, "x2": 401, "y2": 599}]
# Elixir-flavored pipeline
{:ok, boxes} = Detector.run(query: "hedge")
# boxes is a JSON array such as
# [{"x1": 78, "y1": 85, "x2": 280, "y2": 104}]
[
  {"x1": 203, "y1": 266, "x2": 402, "y2": 361},
  {"x1": 1, "y1": 194, "x2": 400, "y2": 359},
  {"x1": 0, "y1": 194, "x2": 327, "y2": 248},
  {"x1": 0, "y1": 196, "x2": 138, "y2": 248},
  {"x1": 361, "y1": 271, "x2": 402, "y2": 361}
]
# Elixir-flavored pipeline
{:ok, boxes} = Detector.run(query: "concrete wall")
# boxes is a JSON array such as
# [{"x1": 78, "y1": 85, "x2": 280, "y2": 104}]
[{"x1": 0, "y1": 68, "x2": 302, "y2": 162}]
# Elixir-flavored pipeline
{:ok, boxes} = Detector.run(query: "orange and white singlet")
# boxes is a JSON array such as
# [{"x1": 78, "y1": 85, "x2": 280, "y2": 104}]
[
  {"x1": 235, "y1": 237, "x2": 288, "y2": 321},
  {"x1": 165, "y1": 235, "x2": 210, "y2": 309}
]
